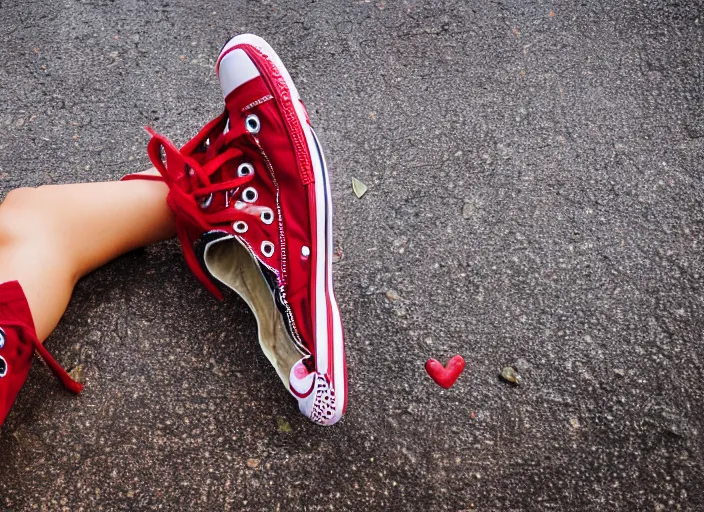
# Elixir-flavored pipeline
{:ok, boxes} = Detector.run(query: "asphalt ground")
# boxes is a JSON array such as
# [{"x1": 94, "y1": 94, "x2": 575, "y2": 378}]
[{"x1": 0, "y1": 0, "x2": 703, "y2": 510}]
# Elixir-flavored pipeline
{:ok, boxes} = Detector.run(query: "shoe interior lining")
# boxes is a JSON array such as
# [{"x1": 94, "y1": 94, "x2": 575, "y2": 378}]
[{"x1": 203, "y1": 237, "x2": 302, "y2": 387}]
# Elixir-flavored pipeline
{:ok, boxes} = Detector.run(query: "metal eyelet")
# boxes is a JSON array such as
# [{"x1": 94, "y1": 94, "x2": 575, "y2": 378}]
[
  {"x1": 301, "y1": 246, "x2": 311, "y2": 258},
  {"x1": 199, "y1": 193, "x2": 214, "y2": 209},
  {"x1": 242, "y1": 187, "x2": 258, "y2": 203},
  {"x1": 261, "y1": 241, "x2": 275, "y2": 257},
  {"x1": 233, "y1": 221, "x2": 248, "y2": 233},
  {"x1": 260, "y1": 208, "x2": 274, "y2": 225},
  {"x1": 238, "y1": 162, "x2": 255, "y2": 177},
  {"x1": 245, "y1": 114, "x2": 260, "y2": 134},
  {"x1": 0, "y1": 327, "x2": 4, "y2": 349},
  {"x1": 0, "y1": 355, "x2": 6, "y2": 378}
]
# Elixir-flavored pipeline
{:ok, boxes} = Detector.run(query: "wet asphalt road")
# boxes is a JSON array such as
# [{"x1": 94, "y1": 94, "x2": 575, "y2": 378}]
[{"x1": 1, "y1": 0, "x2": 703, "y2": 510}]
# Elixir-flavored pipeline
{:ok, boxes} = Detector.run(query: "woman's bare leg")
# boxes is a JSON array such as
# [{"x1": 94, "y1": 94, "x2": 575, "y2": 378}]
[{"x1": 0, "y1": 170, "x2": 174, "y2": 341}]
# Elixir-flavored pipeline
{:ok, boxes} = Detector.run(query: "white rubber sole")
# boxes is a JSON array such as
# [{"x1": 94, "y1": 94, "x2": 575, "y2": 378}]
[{"x1": 217, "y1": 34, "x2": 346, "y2": 424}]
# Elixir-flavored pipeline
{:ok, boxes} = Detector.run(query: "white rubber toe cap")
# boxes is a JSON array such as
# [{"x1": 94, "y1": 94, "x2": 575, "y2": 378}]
[{"x1": 218, "y1": 48, "x2": 260, "y2": 99}]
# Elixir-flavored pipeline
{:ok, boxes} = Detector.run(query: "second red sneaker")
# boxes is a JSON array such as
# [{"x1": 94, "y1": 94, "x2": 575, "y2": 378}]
[
  {"x1": 146, "y1": 35, "x2": 347, "y2": 425},
  {"x1": 0, "y1": 280, "x2": 83, "y2": 428}
]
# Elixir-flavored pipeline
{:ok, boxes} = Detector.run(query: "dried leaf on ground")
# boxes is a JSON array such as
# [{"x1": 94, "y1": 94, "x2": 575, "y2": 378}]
[{"x1": 352, "y1": 177, "x2": 368, "y2": 198}]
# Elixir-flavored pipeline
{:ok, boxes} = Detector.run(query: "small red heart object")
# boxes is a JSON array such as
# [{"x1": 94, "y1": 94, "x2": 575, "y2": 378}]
[{"x1": 425, "y1": 355, "x2": 466, "y2": 389}]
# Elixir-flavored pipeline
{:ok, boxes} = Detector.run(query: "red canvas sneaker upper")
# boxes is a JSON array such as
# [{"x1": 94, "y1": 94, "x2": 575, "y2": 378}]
[
  {"x1": 145, "y1": 35, "x2": 346, "y2": 425},
  {"x1": 0, "y1": 281, "x2": 83, "y2": 427},
  {"x1": 146, "y1": 98, "x2": 315, "y2": 357}
]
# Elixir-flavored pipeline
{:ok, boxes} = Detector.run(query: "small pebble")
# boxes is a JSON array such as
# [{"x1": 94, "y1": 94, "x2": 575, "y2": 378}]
[
  {"x1": 386, "y1": 289, "x2": 400, "y2": 301},
  {"x1": 500, "y1": 366, "x2": 522, "y2": 385},
  {"x1": 614, "y1": 368, "x2": 625, "y2": 377},
  {"x1": 331, "y1": 246, "x2": 343, "y2": 263},
  {"x1": 246, "y1": 458, "x2": 260, "y2": 469}
]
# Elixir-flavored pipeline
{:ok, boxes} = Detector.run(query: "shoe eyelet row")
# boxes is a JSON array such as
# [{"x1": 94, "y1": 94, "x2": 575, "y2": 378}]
[{"x1": 231, "y1": 113, "x2": 271, "y2": 258}]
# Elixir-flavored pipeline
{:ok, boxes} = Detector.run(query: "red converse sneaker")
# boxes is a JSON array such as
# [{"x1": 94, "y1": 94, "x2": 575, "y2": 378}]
[
  {"x1": 0, "y1": 281, "x2": 83, "y2": 427},
  {"x1": 143, "y1": 34, "x2": 346, "y2": 425}
]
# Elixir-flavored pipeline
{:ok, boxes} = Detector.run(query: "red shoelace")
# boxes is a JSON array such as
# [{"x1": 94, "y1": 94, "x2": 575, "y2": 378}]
[{"x1": 145, "y1": 112, "x2": 265, "y2": 299}]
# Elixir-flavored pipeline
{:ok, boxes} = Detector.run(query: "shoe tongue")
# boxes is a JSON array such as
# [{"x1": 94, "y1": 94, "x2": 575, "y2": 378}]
[{"x1": 218, "y1": 48, "x2": 261, "y2": 99}]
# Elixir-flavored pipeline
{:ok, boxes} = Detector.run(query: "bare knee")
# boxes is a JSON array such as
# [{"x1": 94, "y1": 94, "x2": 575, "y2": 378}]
[{"x1": 0, "y1": 187, "x2": 45, "y2": 243}]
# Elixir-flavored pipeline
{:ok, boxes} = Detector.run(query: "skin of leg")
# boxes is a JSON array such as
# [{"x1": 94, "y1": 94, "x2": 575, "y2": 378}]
[{"x1": 0, "y1": 170, "x2": 175, "y2": 341}]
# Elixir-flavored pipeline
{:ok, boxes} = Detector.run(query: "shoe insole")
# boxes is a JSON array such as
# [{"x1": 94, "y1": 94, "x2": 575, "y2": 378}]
[{"x1": 203, "y1": 238, "x2": 302, "y2": 387}]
